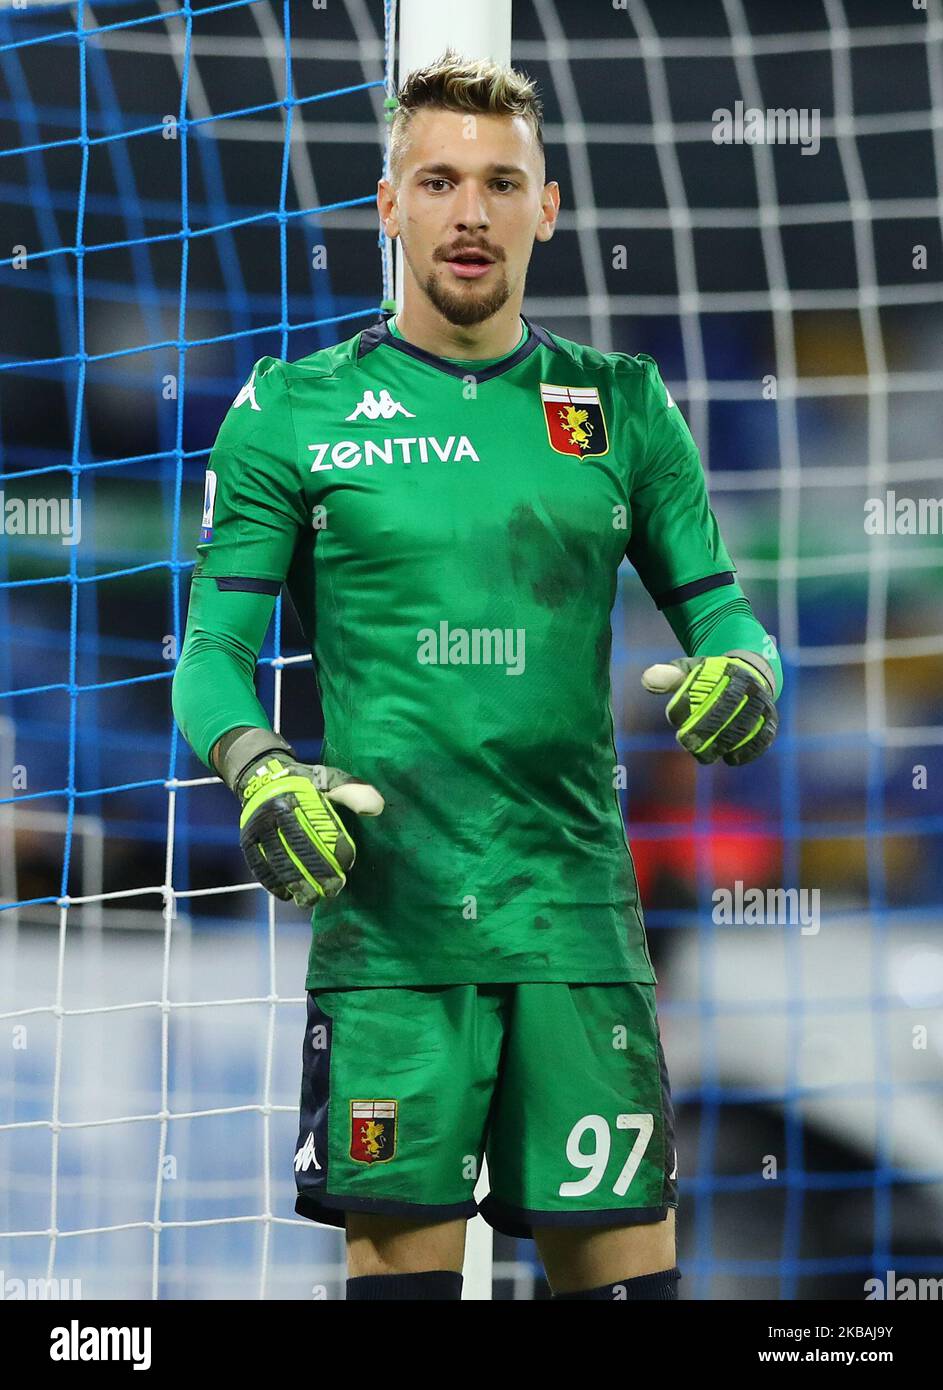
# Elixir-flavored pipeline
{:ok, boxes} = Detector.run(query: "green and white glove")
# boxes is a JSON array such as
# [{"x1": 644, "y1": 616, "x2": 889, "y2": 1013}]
[
  {"x1": 216, "y1": 728, "x2": 384, "y2": 906},
  {"x1": 641, "y1": 650, "x2": 778, "y2": 766}
]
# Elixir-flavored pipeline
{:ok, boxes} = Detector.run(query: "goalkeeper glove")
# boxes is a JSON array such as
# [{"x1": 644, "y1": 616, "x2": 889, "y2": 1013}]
[
  {"x1": 641, "y1": 650, "x2": 778, "y2": 766},
  {"x1": 216, "y1": 728, "x2": 384, "y2": 906}
]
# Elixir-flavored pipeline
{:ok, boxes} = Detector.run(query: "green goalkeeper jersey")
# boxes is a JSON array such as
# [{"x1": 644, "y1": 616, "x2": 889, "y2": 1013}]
[{"x1": 176, "y1": 313, "x2": 759, "y2": 989}]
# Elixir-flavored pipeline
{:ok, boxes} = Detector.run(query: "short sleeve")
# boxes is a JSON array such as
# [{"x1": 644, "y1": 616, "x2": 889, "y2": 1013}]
[
  {"x1": 624, "y1": 354, "x2": 735, "y2": 608},
  {"x1": 193, "y1": 357, "x2": 308, "y2": 583}
]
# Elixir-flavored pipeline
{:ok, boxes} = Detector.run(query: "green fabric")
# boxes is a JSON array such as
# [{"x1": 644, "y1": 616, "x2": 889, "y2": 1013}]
[
  {"x1": 172, "y1": 322, "x2": 778, "y2": 989},
  {"x1": 661, "y1": 579, "x2": 784, "y2": 698},
  {"x1": 172, "y1": 584, "x2": 276, "y2": 766},
  {"x1": 294, "y1": 981, "x2": 675, "y2": 1236},
  {"x1": 623, "y1": 354, "x2": 735, "y2": 601}
]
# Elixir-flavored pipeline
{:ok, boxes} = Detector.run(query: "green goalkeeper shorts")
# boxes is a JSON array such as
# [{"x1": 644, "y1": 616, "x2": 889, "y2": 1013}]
[{"x1": 293, "y1": 981, "x2": 678, "y2": 1237}]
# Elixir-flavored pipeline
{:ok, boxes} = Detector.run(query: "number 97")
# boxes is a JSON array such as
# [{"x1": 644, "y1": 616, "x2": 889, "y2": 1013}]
[{"x1": 558, "y1": 1113, "x2": 654, "y2": 1198}]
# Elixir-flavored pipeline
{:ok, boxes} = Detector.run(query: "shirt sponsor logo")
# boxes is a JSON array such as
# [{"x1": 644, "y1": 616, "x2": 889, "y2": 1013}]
[
  {"x1": 350, "y1": 1100, "x2": 397, "y2": 1164},
  {"x1": 346, "y1": 388, "x2": 415, "y2": 421},
  {"x1": 200, "y1": 468, "x2": 217, "y2": 542},
  {"x1": 308, "y1": 436, "x2": 480, "y2": 471},
  {"x1": 540, "y1": 382, "x2": 609, "y2": 458}
]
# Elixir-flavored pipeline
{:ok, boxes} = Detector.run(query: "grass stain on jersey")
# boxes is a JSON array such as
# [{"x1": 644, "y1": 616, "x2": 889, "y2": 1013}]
[
  {"x1": 506, "y1": 503, "x2": 586, "y2": 611},
  {"x1": 492, "y1": 873, "x2": 536, "y2": 908},
  {"x1": 314, "y1": 918, "x2": 366, "y2": 966}
]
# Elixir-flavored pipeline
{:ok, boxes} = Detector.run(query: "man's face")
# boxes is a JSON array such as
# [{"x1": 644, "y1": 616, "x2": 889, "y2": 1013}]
[{"x1": 380, "y1": 109, "x2": 558, "y2": 327}]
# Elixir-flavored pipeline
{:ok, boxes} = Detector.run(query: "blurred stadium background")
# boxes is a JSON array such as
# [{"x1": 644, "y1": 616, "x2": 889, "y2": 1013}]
[{"x1": 1, "y1": 0, "x2": 942, "y2": 1300}]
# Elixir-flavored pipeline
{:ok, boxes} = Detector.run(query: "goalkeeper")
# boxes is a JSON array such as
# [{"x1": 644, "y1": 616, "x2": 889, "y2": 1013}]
[{"x1": 172, "y1": 51, "x2": 782, "y2": 1303}]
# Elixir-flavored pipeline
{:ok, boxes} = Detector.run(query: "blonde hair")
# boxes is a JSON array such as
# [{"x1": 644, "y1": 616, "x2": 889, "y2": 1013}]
[{"x1": 388, "y1": 49, "x2": 544, "y2": 184}]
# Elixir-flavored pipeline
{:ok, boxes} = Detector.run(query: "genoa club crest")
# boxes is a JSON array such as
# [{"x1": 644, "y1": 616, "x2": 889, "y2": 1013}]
[
  {"x1": 540, "y1": 383, "x2": 609, "y2": 458},
  {"x1": 350, "y1": 1100, "x2": 397, "y2": 1164}
]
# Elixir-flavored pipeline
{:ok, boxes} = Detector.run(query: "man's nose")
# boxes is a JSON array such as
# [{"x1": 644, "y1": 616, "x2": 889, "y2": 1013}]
[{"x1": 453, "y1": 183, "x2": 489, "y2": 231}]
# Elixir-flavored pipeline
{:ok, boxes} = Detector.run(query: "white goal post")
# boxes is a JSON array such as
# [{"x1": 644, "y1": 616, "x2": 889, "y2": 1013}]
[{"x1": 393, "y1": 0, "x2": 513, "y2": 1301}]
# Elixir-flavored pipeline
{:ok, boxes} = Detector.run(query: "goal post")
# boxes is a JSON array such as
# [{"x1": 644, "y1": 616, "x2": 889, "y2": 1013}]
[{"x1": 392, "y1": 0, "x2": 513, "y2": 1301}]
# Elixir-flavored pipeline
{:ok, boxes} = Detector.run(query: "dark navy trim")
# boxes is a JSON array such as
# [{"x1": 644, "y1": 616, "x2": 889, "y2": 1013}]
[
  {"x1": 478, "y1": 1194, "x2": 674, "y2": 1241},
  {"x1": 357, "y1": 311, "x2": 558, "y2": 382},
  {"x1": 294, "y1": 993, "x2": 334, "y2": 1209},
  {"x1": 655, "y1": 570, "x2": 735, "y2": 611},
  {"x1": 295, "y1": 1191, "x2": 478, "y2": 1229},
  {"x1": 214, "y1": 577, "x2": 282, "y2": 595},
  {"x1": 657, "y1": 1037, "x2": 678, "y2": 1207}
]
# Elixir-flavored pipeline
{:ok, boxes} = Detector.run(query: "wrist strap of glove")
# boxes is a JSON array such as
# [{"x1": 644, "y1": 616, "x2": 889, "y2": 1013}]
[
  {"x1": 724, "y1": 649, "x2": 775, "y2": 697},
  {"x1": 215, "y1": 726, "x2": 298, "y2": 795}
]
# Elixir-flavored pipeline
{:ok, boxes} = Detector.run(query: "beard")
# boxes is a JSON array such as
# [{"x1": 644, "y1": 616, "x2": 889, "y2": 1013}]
[{"x1": 401, "y1": 236, "x2": 513, "y2": 326}]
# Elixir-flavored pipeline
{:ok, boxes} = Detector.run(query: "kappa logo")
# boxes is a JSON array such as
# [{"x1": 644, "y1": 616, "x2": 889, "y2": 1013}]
[
  {"x1": 232, "y1": 368, "x2": 261, "y2": 412},
  {"x1": 539, "y1": 383, "x2": 609, "y2": 458},
  {"x1": 350, "y1": 1100, "x2": 397, "y2": 1164},
  {"x1": 346, "y1": 388, "x2": 415, "y2": 422},
  {"x1": 294, "y1": 1131, "x2": 322, "y2": 1173}
]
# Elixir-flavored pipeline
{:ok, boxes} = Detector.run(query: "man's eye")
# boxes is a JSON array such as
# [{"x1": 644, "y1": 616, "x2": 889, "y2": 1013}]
[{"x1": 421, "y1": 178, "x2": 517, "y2": 192}]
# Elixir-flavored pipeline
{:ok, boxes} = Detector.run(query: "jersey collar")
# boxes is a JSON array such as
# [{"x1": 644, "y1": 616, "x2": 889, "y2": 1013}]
[{"x1": 357, "y1": 311, "x2": 558, "y2": 382}]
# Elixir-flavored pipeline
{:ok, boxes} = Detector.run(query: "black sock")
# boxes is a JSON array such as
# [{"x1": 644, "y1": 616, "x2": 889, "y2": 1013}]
[
  {"x1": 346, "y1": 1270, "x2": 464, "y2": 1301},
  {"x1": 552, "y1": 1266, "x2": 681, "y2": 1301}
]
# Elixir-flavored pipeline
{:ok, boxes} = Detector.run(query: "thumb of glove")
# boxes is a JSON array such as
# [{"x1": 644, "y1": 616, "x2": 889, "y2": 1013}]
[
  {"x1": 641, "y1": 657, "x2": 700, "y2": 694},
  {"x1": 310, "y1": 763, "x2": 385, "y2": 817}
]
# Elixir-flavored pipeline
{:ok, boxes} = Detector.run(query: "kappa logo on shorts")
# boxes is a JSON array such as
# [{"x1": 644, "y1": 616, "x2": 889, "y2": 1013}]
[
  {"x1": 350, "y1": 1100, "x2": 397, "y2": 1164},
  {"x1": 294, "y1": 1130, "x2": 322, "y2": 1173},
  {"x1": 540, "y1": 382, "x2": 610, "y2": 459}
]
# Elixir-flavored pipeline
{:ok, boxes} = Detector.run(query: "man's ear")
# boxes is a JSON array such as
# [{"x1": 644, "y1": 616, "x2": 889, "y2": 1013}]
[
  {"x1": 377, "y1": 178, "x2": 400, "y2": 239},
  {"x1": 535, "y1": 180, "x2": 560, "y2": 244}
]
